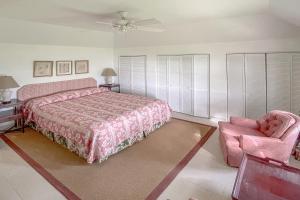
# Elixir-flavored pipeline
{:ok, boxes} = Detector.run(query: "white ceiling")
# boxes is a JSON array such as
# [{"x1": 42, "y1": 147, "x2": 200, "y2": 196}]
[
  {"x1": 270, "y1": 0, "x2": 300, "y2": 26},
  {"x1": 0, "y1": 0, "x2": 299, "y2": 47},
  {"x1": 114, "y1": 13, "x2": 300, "y2": 47},
  {"x1": 0, "y1": 0, "x2": 271, "y2": 31}
]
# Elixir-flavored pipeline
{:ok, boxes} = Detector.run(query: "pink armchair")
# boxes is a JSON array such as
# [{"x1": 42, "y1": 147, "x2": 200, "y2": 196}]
[{"x1": 219, "y1": 110, "x2": 300, "y2": 167}]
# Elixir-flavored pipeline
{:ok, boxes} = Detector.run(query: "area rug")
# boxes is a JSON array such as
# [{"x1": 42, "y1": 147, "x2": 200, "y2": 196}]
[{"x1": 1, "y1": 118, "x2": 216, "y2": 200}]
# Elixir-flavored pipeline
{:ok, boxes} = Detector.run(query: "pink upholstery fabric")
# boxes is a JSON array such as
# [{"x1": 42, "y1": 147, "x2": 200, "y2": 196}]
[
  {"x1": 230, "y1": 116, "x2": 259, "y2": 129},
  {"x1": 219, "y1": 111, "x2": 300, "y2": 167},
  {"x1": 239, "y1": 135, "x2": 290, "y2": 162},
  {"x1": 17, "y1": 78, "x2": 97, "y2": 101},
  {"x1": 258, "y1": 111, "x2": 295, "y2": 138},
  {"x1": 218, "y1": 121, "x2": 263, "y2": 167},
  {"x1": 219, "y1": 130, "x2": 244, "y2": 167},
  {"x1": 219, "y1": 122, "x2": 264, "y2": 137}
]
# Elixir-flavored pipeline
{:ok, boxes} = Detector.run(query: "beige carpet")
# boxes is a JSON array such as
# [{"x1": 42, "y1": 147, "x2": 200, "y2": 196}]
[{"x1": 6, "y1": 118, "x2": 214, "y2": 200}]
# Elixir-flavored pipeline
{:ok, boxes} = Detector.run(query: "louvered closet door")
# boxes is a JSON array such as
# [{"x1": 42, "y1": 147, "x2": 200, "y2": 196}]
[
  {"x1": 180, "y1": 55, "x2": 193, "y2": 115},
  {"x1": 146, "y1": 59, "x2": 156, "y2": 98},
  {"x1": 227, "y1": 54, "x2": 245, "y2": 117},
  {"x1": 131, "y1": 56, "x2": 146, "y2": 95},
  {"x1": 292, "y1": 54, "x2": 300, "y2": 115},
  {"x1": 168, "y1": 56, "x2": 181, "y2": 112},
  {"x1": 193, "y1": 55, "x2": 209, "y2": 118},
  {"x1": 119, "y1": 56, "x2": 131, "y2": 93},
  {"x1": 267, "y1": 53, "x2": 291, "y2": 112},
  {"x1": 157, "y1": 56, "x2": 168, "y2": 102},
  {"x1": 245, "y1": 54, "x2": 266, "y2": 119}
]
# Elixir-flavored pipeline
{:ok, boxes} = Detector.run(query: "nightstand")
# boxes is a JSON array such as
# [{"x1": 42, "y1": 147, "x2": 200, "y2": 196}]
[
  {"x1": 99, "y1": 84, "x2": 120, "y2": 93},
  {"x1": 0, "y1": 99, "x2": 24, "y2": 133}
]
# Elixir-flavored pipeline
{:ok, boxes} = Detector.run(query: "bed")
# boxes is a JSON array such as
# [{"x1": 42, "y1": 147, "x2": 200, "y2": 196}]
[{"x1": 18, "y1": 78, "x2": 171, "y2": 163}]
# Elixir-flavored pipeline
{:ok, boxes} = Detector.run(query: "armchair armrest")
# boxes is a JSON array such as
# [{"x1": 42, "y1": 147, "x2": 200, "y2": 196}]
[
  {"x1": 239, "y1": 135, "x2": 290, "y2": 162},
  {"x1": 230, "y1": 116, "x2": 259, "y2": 129}
]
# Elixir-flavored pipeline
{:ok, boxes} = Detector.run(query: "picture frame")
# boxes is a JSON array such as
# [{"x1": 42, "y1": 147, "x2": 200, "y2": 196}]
[
  {"x1": 33, "y1": 61, "x2": 53, "y2": 77},
  {"x1": 75, "y1": 60, "x2": 89, "y2": 74},
  {"x1": 56, "y1": 60, "x2": 72, "y2": 76}
]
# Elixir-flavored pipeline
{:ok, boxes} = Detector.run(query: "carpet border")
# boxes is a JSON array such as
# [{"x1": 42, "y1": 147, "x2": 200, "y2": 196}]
[
  {"x1": 1, "y1": 122, "x2": 217, "y2": 200},
  {"x1": 145, "y1": 125, "x2": 217, "y2": 200},
  {"x1": 0, "y1": 134, "x2": 81, "y2": 200}
]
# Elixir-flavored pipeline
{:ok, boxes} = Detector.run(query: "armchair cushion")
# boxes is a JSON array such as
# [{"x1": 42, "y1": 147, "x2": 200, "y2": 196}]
[{"x1": 258, "y1": 111, "x2": 296, "y2": 138}]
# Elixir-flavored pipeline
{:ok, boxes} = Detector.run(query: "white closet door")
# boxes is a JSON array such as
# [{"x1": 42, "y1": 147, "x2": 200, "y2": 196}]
[
  {"x1": 146, "y1": 60, "x2": 157, "y2": 98},
  {"x1": 181, "y1": 55, "x2": 193, "y2": 115},
  {"x1": 292, "y1": 54, "x2": 300, "y2": 115},
  {"x1": 131, "y1": 56, "x2": 146, "y2": 95},
  {"x1": 157, "y1": 56, "x2": 168, "y2": 102},
  {"x1": 119, "y1": 56, "x2": 132, "y2": 93},
  {"x1": 267, "y1": 53, "x2": 291, "y2": 112},
  {"x1": 245, "y1": 54, "x2": 266, "y2": 119},
  {"x1": 227, "y1": 54, "x2": 245, "y2": 117},
  {"x1": 194, "y1": 54, "x2": 209, "y2": 118},
  {"x1": 168, "y1": 56, "x2": 181, "y2": 112}
]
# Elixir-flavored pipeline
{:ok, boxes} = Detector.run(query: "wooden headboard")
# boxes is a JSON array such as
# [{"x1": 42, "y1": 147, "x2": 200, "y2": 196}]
[{"x1": 17, "y1": 78, "x2": 97, "y2": 101}]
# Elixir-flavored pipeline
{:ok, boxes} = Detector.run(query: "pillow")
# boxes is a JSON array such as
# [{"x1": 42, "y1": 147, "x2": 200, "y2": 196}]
[{"x1": 258, "y1": 111, "x2": 295, "y2": 138}]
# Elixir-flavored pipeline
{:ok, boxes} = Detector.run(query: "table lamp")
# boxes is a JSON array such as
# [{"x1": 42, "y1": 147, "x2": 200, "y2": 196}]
[
  {"x1": 0, "y1": 76, "x2": 20, "y2": 104},
  {"x1": 101, "y1": 68, "x2": 117, "y2": 84}
]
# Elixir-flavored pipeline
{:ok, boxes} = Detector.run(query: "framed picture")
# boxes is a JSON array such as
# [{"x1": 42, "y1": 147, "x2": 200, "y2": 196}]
[
  {"x1": 75, "y1": 60, "x2": 89, "y2": 74},
  {"x1": 33, "y1": 61, "x2": 53, "y2": 77},
  {"x1": 56, "y1": 61, "x2": 72, "y2": 76}
]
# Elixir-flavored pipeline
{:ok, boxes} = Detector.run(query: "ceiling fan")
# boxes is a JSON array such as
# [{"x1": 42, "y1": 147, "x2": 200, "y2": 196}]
[{"x1": 96, "y1": 11, "x2": 164, "y2": 32}]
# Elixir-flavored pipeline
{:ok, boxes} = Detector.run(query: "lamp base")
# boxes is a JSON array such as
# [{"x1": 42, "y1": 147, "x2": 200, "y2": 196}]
[
  {"x1": 104, "y1": 76, "x2": 114, "y2": 84},
  {"x1": 0, "y1": 89, "x2": 13, "y2": 103}
]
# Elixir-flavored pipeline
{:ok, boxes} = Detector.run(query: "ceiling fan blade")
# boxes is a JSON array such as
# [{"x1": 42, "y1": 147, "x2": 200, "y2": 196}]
[
  {"x1": 135, "y1": 26, "x2": 165, "y2": 32},
  {"x1": 133, "y1": 18, "x2": 161, "y2": 26},
  {"x1": 96, "y1": 21, "x2": 114, "y2": 26}
]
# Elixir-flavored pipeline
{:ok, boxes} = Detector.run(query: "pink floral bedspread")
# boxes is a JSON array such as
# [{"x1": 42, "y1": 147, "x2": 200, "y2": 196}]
[{"x1": 24, "y1": 87, "x2": 171, "y2": 163}]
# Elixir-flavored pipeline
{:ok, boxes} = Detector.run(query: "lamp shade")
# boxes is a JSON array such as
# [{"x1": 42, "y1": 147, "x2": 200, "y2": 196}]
[
  {"x1": 0, "y1": 76, "x2": 19, "y2": 89},
  {"x1": 101, "y1": 68, "x2": 117, "y2": 76}
]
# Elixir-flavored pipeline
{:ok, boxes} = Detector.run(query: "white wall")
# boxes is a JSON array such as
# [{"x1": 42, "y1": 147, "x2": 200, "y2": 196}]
[
  {"x1": 114, "y1": 38, "x2": 300, "y2": 120},
  {"x1": 0, "y1": 43, "x2": 114, "y2": 94}
]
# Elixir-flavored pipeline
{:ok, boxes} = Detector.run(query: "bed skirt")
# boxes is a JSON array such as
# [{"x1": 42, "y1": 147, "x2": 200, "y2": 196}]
[{"x1": 28, "y1": 120, "x2": 168, "y2": 164}]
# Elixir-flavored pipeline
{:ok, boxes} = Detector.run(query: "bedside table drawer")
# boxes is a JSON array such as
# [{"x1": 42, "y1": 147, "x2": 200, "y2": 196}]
[
  {"x1": 0, "y1": 109, "x2": 14, "y2": 117},
  {"x1": 0, "y1": 113, "x2": 23, "y2": 123},
  {"x1": 0, "y1": 99, "x2": 24, "y2": 133}
]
